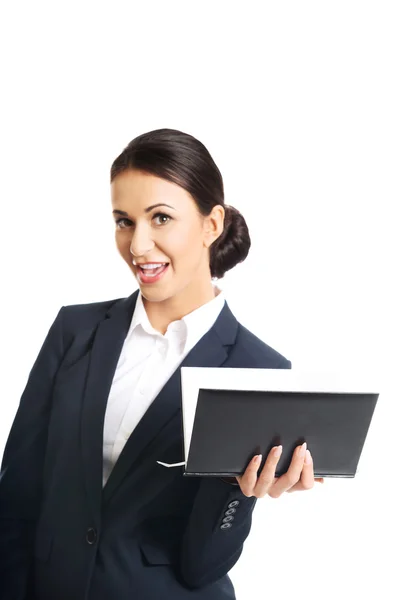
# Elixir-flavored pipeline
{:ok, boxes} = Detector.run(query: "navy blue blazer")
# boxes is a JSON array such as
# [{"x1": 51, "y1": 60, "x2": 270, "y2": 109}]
[{"x1": 0, "y1": 289, "x2": 291, "y2": 600}]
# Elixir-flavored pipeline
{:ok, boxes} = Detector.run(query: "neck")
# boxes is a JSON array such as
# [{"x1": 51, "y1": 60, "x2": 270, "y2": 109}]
[{"x1": 142, "y1": 279, "x2": 218, "y2": 335}]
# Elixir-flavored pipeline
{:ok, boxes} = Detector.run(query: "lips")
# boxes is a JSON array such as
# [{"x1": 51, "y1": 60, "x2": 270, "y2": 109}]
[{"x1": 134, "y1": 262, "x2": 170, "y2": 284}]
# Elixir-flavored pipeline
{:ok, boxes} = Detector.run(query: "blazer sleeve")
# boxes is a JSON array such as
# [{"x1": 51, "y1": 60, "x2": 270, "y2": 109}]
[
  {"x1": 0, "y1": 306, "x2": 65, "y2": 600},
  {"x1": 179, "y1": 356, "x2": 292, "y2": 589}
]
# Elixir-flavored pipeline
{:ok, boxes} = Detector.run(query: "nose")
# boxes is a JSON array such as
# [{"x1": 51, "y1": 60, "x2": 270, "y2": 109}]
[{"x1": 129, "y1": 223, "x2": 155, "y2": 258}]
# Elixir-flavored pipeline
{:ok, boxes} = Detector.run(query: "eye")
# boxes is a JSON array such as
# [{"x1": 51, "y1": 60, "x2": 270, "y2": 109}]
[
  {"x1": 115, "y1": 217, "x2": 131, "y2": 229},
  {"x1": 114, "y1": 212, "x2": 172, "y2": 229},
  {"x1": 153, "y1": 212, "x2": 171, "y2": 226}
]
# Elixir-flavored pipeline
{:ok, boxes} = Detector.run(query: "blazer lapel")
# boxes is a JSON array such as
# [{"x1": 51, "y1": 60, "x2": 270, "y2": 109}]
[
  {"x1": 80, "y1": 290, "x2": 140, "y2": 522},
  {"x1": 101, "y1": 295, "x2": 239, "y2": 507}
]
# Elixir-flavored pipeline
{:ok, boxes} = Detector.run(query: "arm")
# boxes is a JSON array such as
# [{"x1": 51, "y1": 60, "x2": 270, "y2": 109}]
[
  {"x1": 179, "y1": 357, "x2": 292, "y2": 589},
  {"x1": 0, "y1": 307, "x2": 65, "y2": 599},
  {"x1": 179, "y1": 475, "x2": 257, "y2": 589}
]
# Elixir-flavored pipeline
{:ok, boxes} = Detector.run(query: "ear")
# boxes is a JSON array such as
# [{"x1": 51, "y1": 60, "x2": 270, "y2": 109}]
[{"x1": 203, "y1": 205, "x2": 225, "y2": 248}]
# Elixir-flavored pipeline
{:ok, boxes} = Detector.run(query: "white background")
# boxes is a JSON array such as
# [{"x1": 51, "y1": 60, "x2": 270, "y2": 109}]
[{"x1": 0, "y1": 2, "x2": 399, "y2": 598}]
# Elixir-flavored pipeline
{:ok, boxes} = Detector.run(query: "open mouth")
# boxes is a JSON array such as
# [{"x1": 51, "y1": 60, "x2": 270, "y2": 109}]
[
  {"x1": 138, "y1": 263, "x2": 168, "y2": 277},
  {"x1": 135, "y1": 263, "x2": 170, "y2": 283}
]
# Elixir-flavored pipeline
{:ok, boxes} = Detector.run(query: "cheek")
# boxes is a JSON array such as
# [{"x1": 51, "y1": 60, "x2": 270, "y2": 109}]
[
  {"x1": 115, "y1": 234, "x2": 131, "y2": 259},
  {"x1": 166, "y1": 227, "x2": 203, "y2": 264}
]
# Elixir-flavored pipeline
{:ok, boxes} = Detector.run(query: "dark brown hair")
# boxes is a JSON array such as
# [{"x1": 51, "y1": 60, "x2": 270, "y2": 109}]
[{"x1": 110, "y1": 128, "x2": 251, "y2": 279}]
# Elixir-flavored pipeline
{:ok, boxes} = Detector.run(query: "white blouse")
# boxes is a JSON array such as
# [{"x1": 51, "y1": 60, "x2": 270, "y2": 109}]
[{"x1": 102, "y1": 286, "x2": 226, "y2": 487}]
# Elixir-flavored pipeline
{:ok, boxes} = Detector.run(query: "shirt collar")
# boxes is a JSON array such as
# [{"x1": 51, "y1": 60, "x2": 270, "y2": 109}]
[
  {"x1": 126, "y1": 285, "x2": 225, "y2": 353},
  {"x1": 181, "y1": 286, "x2": 225, "y2": 353},
  {"x1": 128, "y1": 291, "x2": 158, "y2": 337}
]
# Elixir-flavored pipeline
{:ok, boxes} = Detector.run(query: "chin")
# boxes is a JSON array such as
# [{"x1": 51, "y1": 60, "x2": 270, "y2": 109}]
[{"x1": 139, "y1": 289, "x2": 173, "y2": 303}]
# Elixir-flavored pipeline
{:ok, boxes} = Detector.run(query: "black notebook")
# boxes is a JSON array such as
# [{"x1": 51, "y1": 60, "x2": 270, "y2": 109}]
[{"x1": 176, "y1": 367, "x2": 380, "y2": 479}]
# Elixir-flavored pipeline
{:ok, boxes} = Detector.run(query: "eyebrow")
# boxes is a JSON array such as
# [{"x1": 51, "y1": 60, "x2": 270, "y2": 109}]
[{"x1": 112, "y1": 203, "x2": 176, "y2": 217}]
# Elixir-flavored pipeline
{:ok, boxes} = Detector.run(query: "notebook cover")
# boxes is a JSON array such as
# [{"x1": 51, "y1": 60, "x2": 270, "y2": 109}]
[{"x1": 182, "y1": 389, "x2": 379, "y2": 478}]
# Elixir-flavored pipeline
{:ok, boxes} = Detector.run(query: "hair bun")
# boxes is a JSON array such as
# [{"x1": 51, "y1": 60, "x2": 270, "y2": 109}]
[{"x1": 210, "y1": 204, "x2": 251, "y2": 279}]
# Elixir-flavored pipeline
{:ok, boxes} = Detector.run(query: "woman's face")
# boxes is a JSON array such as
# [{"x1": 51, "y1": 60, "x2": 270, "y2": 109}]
[{"x1": 111, "y1": 169, "x2": 224, "y2": 305}]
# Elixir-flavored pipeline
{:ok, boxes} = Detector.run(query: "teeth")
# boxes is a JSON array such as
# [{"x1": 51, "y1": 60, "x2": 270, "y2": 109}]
[{"x1": 139, "y1": 263, "x2": 166, "y2": 269}]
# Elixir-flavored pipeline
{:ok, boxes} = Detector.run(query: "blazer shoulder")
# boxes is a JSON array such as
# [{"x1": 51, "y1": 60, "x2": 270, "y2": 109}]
[
  {"x1": 60, "y1": 296, "x2": 124, "y2": 336},
  {"x1": 232, "y1": 323, "x2": 292, "y2": 369}
]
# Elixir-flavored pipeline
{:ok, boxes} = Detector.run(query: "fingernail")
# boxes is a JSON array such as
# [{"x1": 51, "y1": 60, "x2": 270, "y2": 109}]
[
  {"x1": 305, "y1": 449, "x2": 312, "y2": 464},
  {"x1": 253, "y1": 454, "x2": 262, "y2": 464},
  {"x1": 299, "y1": 442, "x2": 307, "y2": 457},
  {"x1": 273, "y1": 445, "x2": 282, "y2": 457}
]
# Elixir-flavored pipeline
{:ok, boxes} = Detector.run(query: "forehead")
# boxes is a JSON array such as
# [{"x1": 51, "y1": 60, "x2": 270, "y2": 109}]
[{"x1": 111, "y1": 169, "x2": 191, "y2": 208}]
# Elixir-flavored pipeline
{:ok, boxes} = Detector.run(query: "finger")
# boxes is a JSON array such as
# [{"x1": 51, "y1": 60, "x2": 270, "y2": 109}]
[
  {"x1": 253, "y1": 445, "x2": 283, "y2": 497},
  {"x1": 269, "y1": 442, "x2": 306, "y2": 498},
  {"x1": 238, "y1": 454, "x2": 262, "y2": 496},
  {"x1": 300, "y1": 449, "x2": 315, "y2": 489},
  {"x1": 286, "y1": 449, "x2": 315, "y2": 493},
  {"x1": 288, "y1": 477, "x2": 325, "y2": 492}
]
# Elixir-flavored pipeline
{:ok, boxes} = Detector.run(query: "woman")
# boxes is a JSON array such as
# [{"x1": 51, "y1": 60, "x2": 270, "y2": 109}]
[{"x1": 0, "y1": 128, "x2": 322, "y2": 600}]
